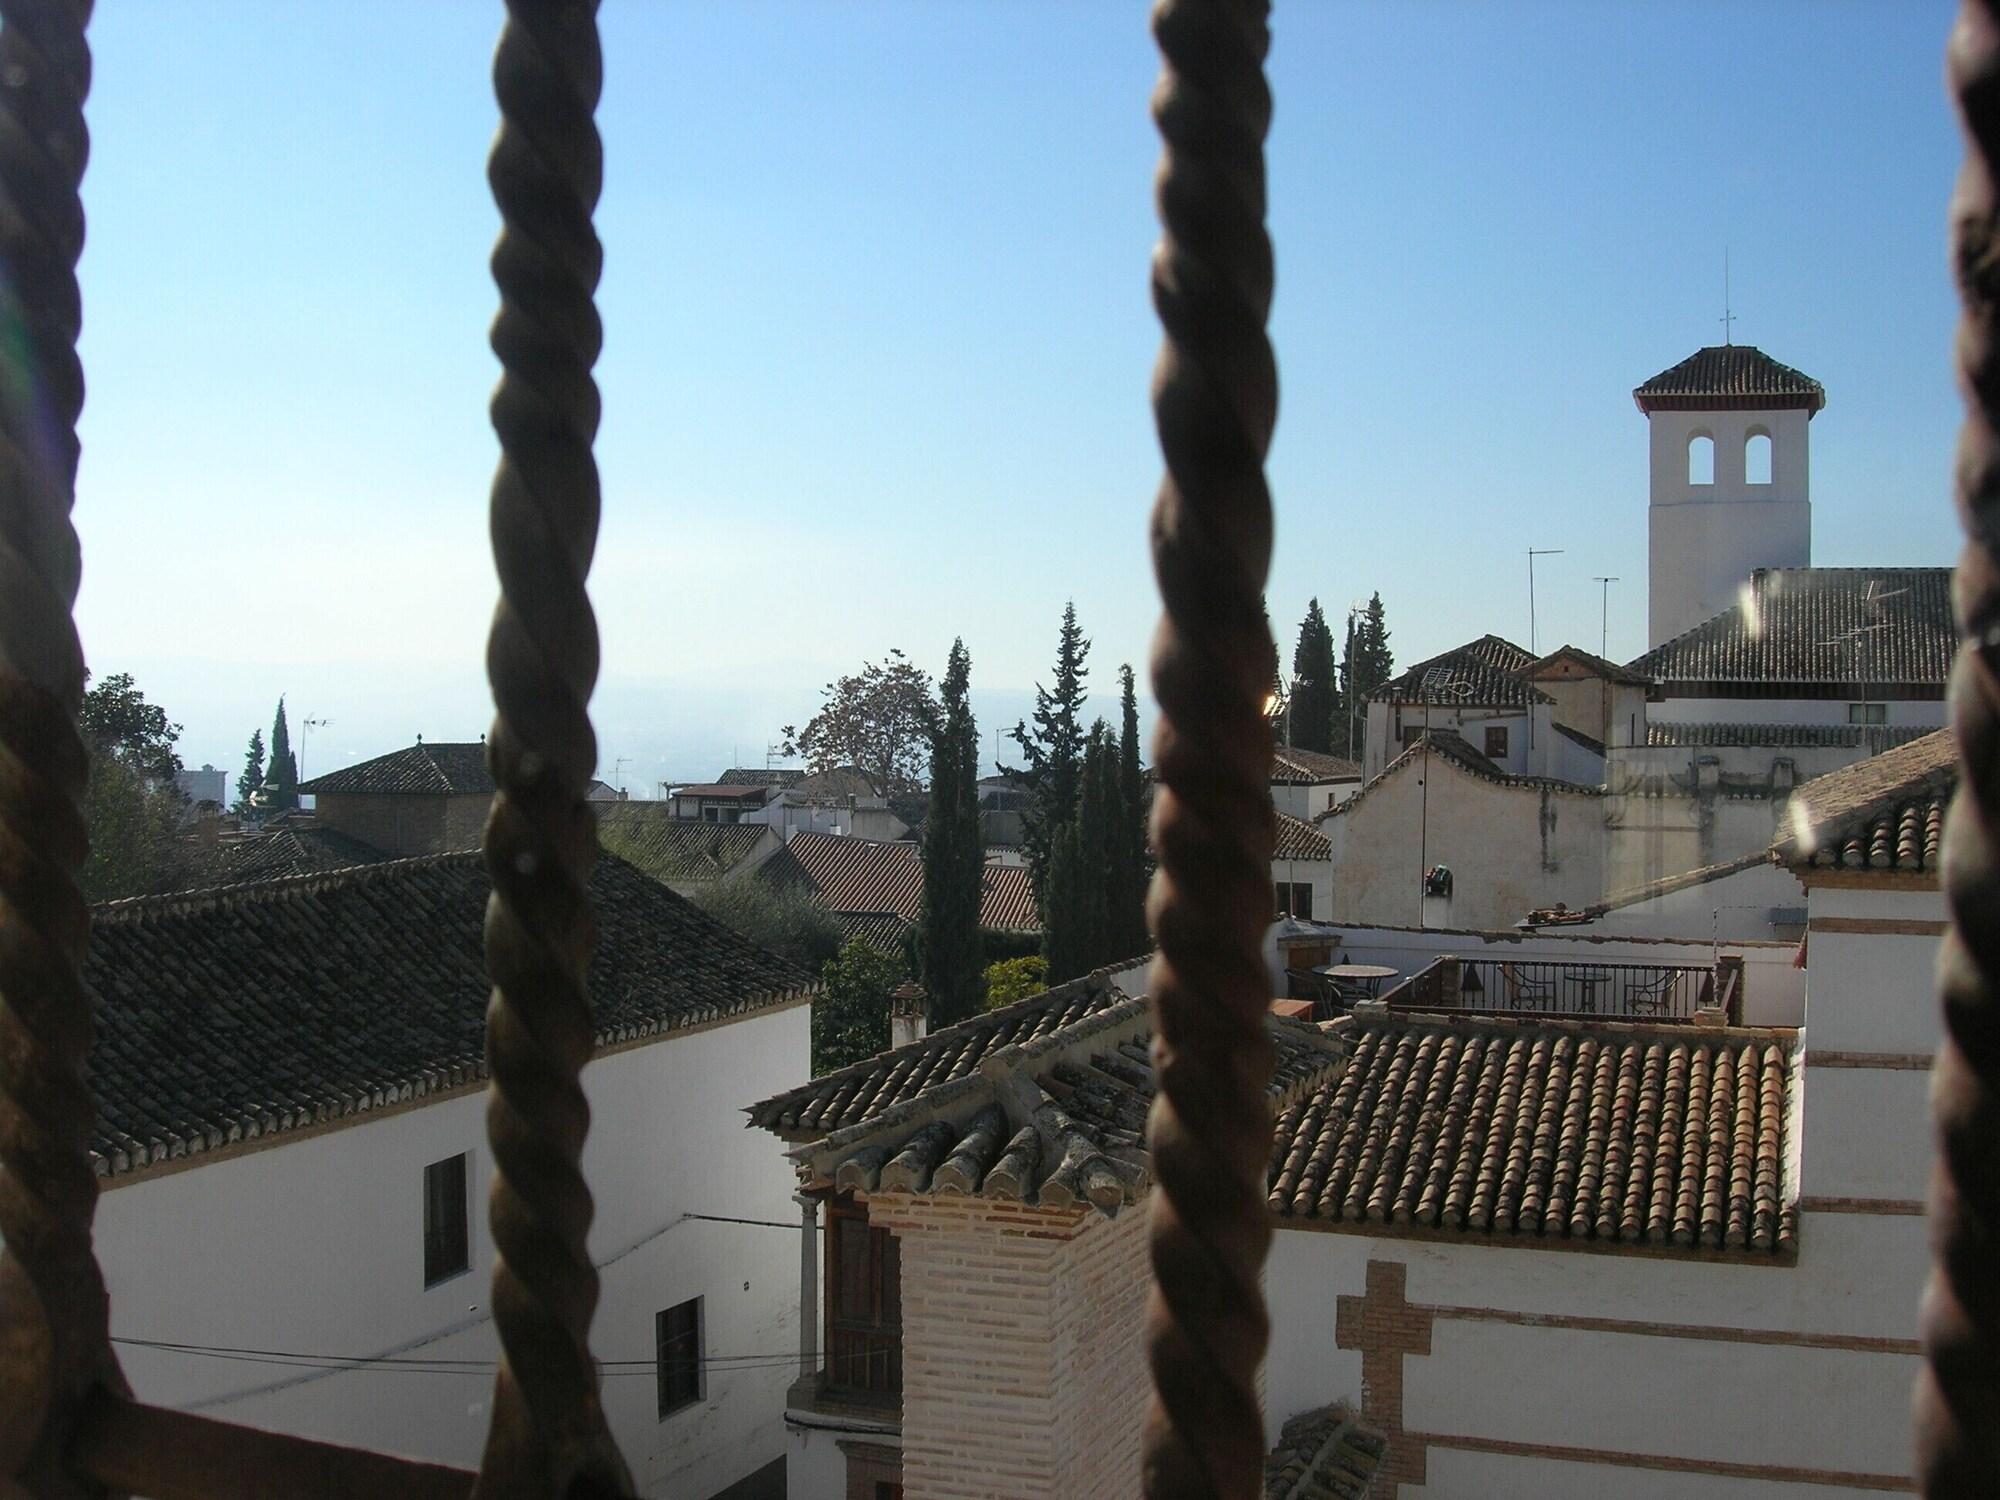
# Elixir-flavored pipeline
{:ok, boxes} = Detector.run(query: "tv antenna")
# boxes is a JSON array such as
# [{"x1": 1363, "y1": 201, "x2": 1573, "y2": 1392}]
[
  {"x1": 1527, "y1": 548, "x2": 1564, "y2": 653},
  {"x1": 1591, "y1": 577, "x2": 1619, "y2": 657},
  {"x1": 300, "y1": 715, "x2": 332, "y2": 783}
]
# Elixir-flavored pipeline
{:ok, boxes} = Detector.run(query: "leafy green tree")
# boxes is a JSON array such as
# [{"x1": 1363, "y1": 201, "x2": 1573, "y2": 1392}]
[
  {"x1": 814, "y1": 938, "x2": 905, "y2": 1074},
  {"x1": 1116, "y1": 665, "x2": 1150, "y2": 956},
  {"x1": 81, "y1": 753, "x2": 189, "y2": 901},
  {"x1": 235, "y1": 729, "x2": 265, "y2": 811},
  {"x1": 260, "y1": 697, "x2": 299, "y2": 811},
  {"x1": 918, "y1": 639, "x2": 985, "y2": 1027},
  {"x1": 983, "y1": 955, "x2": 1048, "y2": 1009},
  {"x1": 1009, "y1": 601, "x2": 1090, "y2": 915},
  {"x1": 690, "y1": 877, "x2": 844, "y2": 971},
  {"x1": 781, "y1": 649, "x2": 940, "y2": 795},
  {"x1": 80, "y1": 671, "x2": 183, "y2": 782},
  {"x1": 1289, "y1": 599, "x2": 1337, "y2": 754}
]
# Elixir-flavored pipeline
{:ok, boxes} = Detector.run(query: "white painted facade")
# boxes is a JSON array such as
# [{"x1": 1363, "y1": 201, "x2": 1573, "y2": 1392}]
[
  {"x1": 1360, "y1": 700, "x2": 1561, "y2": 783},
  {"x1": 1262, "y1": 872, "x2": 1934, "y2": 1496},
  {"x1": 95, "y1": 1001, "x2": 811, "y2": 1500},
  {"x1": 1272, "y1": 776, "x2": 1361, "y2": 821},
  {"x1": 1647, "y1": 404, "x2": 1812, "y2": 649},
  {"x1": 1647, "y1": 695, "x2": 1949, "y2": 728}
]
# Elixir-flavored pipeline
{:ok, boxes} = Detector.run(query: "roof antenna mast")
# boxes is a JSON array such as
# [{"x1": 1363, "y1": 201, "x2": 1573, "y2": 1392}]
[{"x1": 1721, "y1": 247, "x2": 1737, "y2": 346}]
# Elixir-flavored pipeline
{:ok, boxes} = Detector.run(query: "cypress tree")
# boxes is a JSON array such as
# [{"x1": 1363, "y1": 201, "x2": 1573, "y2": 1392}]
[
  {"x1": 919, "y1": 639, "x2": 985, "y2": 1026},
  {"x1": 236, "y1": 729, "x2": 265, "y2": 811},
  {"x1": 262, "y1": 698, "x2": 299, "y2": 810},
  {"x1": 1355, "y1": 592, "x2": 1395, "y2": 701},
  {"x1": 1009, "y1": 601, "x2": 1090, "y2": 919},
  {"x1": 1116, "y1": 665, "x2": 1149, "y2": 955},
  {"x1": 1042, "y1": 821, "x2": 1086, "y2": 984},
  {"x1": 1289, "y1": 599, "x2": 1337, "y2": 753}
]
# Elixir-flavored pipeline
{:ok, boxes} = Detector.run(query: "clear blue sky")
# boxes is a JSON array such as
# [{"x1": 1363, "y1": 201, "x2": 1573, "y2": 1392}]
[{"x1": 71, "y1": 2, "x2": 1963, "y2": 787}]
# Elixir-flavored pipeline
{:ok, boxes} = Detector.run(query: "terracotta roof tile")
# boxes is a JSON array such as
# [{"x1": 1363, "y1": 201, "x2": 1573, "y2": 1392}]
[
  {"x1": 1370, "y1": 635, "x2": 1548, "y2": 708},
  {"x1": 595, "y1": 804, "x2": 772, "y2": 881},
  {"x1": 1272, "y1": 746, "x2": 1361, "y2": 785},
  {"x1": 188, "y1": 824, "x2": 388, "y2": 887},
  {"x1": 1777, "y1": 726, "x2": 1957, "y2": 873},
  {"x1": 84, "y1": 853, "x2": 813, "y2": 1178},
  {"x1": 762, "y1": 831, "x2": 1038, "y2": 931},
  {"x1": 1646, "y1": 721, "x2": 1938, "y2": 750},
  {"x1": 298, "y1": 741, "x2": 493, "y2": 796},
  {"x1": 1267, "y1": 1012, "x2": 1798, "y2": 1256},
  {"x1": 1632, "y1": 345, "x2": 1825, "y2": 413},
  {"x1": 1274, "y1": 811, "x2": 1331, "y2": 861},
  {"x1": 1626, "y1": 568, "x2": 1955, "y2": 687}
]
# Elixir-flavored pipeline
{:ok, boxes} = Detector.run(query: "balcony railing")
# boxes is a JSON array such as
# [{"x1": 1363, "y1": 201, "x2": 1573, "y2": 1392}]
[{"x1": 1381, "y1": 956, "x2": 1739, "y2": 1024}]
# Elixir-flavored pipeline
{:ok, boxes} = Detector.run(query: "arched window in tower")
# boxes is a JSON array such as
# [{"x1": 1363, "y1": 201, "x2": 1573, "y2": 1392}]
[
  {"x1": 1687, "y1": 432, "x2": 1715, "y2": 486},
  {"x1": 1745, "y1": 429, "x2": 1773, "y2": 485}
]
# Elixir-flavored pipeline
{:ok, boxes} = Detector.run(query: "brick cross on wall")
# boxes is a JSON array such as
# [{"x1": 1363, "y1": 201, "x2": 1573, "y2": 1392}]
[{"x1": 1334, "y1": 1258, "x2": 1434, "y2": 1495}]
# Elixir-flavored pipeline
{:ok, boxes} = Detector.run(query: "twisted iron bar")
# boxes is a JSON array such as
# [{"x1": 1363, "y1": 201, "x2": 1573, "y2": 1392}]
[
  {"x1": 1923, "y1": 5, "x2": 2000, "y2": 1491},
  {"x1": 471, "y1": 3, "x2": 630, "y2": 1496},
  {"x1": 1140, "y1": 1, "x2": 1278, "y2": 1496},
  {"x1": 0, "y1": 2, "x2": 127, "y2": 1493}
]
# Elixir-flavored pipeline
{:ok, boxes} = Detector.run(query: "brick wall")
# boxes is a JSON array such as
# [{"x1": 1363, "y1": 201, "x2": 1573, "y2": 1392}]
[{"x1": 872, "y1": 1194, "x2": 1150, "y2": 1500}]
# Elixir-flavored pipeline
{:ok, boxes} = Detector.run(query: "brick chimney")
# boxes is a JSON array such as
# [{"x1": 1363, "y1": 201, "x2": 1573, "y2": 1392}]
[{"x1": 890, "y1": 981, "x2": 928, "y2": 1049}]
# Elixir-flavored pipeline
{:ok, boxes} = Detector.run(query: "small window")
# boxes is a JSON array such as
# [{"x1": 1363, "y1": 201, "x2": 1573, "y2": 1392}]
[
  {"x1": 1484, "y1": 726, "x2": 1509, "y2": 759},
  {"x1": 1848, "y1": 703, "x2": 1888, "y2": 725},
  {"x1": 1399, "y1": 725, "x2": 1424, "y2": 749},
  {"x1": 423, "y1": 1153, "x2": 469, "y2": 1286},
  {"x1": 1275, "y1": 882, "x2": 1313, "y2": 921},
  {"x1": 657, "y1": 1298, "x2": 704, "y2": 1418},
  {"x1": 1687, "y1": 433, "x2": 1715, "y2": 485},
  {"x1": 1745, "y1": 430, "x2": 1773, "y2": 485}
]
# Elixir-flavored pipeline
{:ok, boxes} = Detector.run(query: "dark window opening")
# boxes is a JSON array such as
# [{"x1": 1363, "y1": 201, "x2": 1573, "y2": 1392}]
[
  {"x1": 1848, "y1": 702, "x2": 1888, "y2": 725},
  {"x1": 825, "y1": 1196, "x2": 901, "y2": 1399},
  {"x1": 657, "y1": 1298, "x2": 704, "y2": 1418},
  {"x1": 1275, "y1": 882, "x2": 1313, "y2": 920},
  {"x1": 423, "y1": 1153, "x2": 469, "y2": 1286},
  {"x1": 1484, "y1": 726, "x2": 1509, "y2": 759}
]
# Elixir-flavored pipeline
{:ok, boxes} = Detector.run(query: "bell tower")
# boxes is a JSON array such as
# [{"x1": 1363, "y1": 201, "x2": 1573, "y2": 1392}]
[{"x1": 1635, "y1": 345, "x2": 1824, "y2": 648}]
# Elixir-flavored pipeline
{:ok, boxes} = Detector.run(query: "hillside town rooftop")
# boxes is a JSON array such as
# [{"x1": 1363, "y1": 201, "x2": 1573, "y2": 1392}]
[
  {"x1": 761, "y1": 829, "x2": 1039, "y2": 932},
  {"x1": 296, "y1": 739, "x2": 494, "y2": 796}
]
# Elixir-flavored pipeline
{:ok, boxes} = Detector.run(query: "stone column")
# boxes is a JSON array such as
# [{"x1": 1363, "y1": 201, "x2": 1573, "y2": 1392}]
[{"x1": 796, "y1": 1192, "x2": 819, "y2": 1381}]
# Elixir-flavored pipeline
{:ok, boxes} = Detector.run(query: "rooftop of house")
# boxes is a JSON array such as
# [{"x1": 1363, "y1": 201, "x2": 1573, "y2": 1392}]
[
  {"x1": 1632, "y1": 344, "x2": 1826, "y2": 414},
  {"x1": 1321, "y1": 730, "x2": 1604, "y2": 823},
  {"x1": 1775, "y1": 725, "x2": 1957, "y2": 874},
  {"x1": 1274, "y1": 810, "x2": 1332, "y2": 862},
  {"x1": 1523, "y1": 643, "x2": 1654, "y2": 688},
  {"x1": 748, "y1": 965, "x2": 1143, "y2": 1140},
  {"x1": 595, "y1": 803, "x2": 773, "y2": 881},
  {"x1": 1625, "y1": 567, "x2": 1955, "y2": 688},
  {"x1": 775, "y1": 989, "x2": 1340, "y2": 1218},
  {"x1": 717, "y1": 767, "x2": 805, "y2": 788},
  {"x1": 1266, "y1": 1406, "x2": 1388, "y2": 1500},
  {"x1": 1272, "y1": 745, "x2": 1362, "y2": 785},
  {"x1": 789, "y1": 765, "x2": 883, "y2": 801},
  {"x1": 831, "y1": 910, "x2": 913, "y2": 958},
  {"x1": 669, "y1": 782, "x2": 773, "y2": 801},
  {"x1": 84, "y1": 851, "x2": 814, "y2": 1179},
  {"x1": 760, "y1": 829, "x2": 1039, "y2": 932},
  {"x1": 1268, "y1": 1009, "x2": 1799, "y2": 1258},
  {"x1": 297, "y1": 739, "x2": 494, "y2": 797},
  {"x1": 1368, "y1": 634, "x2": 1551, "y2": 709},
  {"x1": 187, "y1": 820, "x2": 389, "y2": 887},
  {"x1": 1643, "y1": 720, "x2": 1939, "y2": 750}
]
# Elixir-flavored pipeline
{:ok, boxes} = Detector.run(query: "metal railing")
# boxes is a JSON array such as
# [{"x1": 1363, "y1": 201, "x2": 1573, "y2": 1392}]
[{"x1": 1381, "y1": 956, "x2": 1733, "y2": 1023}]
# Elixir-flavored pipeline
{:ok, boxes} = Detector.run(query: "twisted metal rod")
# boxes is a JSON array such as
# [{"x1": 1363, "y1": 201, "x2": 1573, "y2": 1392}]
[
  {"x1": 1140, "y1": 0, "x2": 1278, "y2": 1496},
  {"x1": 471, "y1": 2, "x2": 630, "y2": 1496},
  {"x1": 0, "y1": 2, "x2": 128, "y2": 1492},
  {"x1": 1923, "y1": 5, "x2": 2000, "y2": 1491}
]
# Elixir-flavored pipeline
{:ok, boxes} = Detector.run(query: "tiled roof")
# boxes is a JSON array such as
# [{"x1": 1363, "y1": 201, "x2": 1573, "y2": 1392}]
[
  {"x1": 781, "y1": 990, "x2": 1340, "y2": 1217},
  {"x1": 1552, "y1": 721, "x2": 1605, "y2": 757},
  {"x1": 670, "y1": 783, "x2": 772, "y2": 801},
  {"x1": 1778, "y1": 726, "x2": 1957, "y2": 873},
  {"x1": 1266, "y1": 1407, "x2": 1387, "y2": 1500},
  {"x1": 1644, "y1": 720, "x2": 1938, "y2": 750},
  {"x1": 1369, "y1": 635, "x2": 1549, "y2": 708},
  {"x1": 188, "y1": 823, "x2": 389, "y2": 887},
  {"x1": 297, "y1": 741, "x2": 493, "y2": 796},
  {"x1": 833, "y1": 911, "x2": 912, "y2": 957},
  {"x1": 1632, "y1": 345, "x2": 1825, "y2": 413},
  {"x1": 1274, "y1": 811, "x2": 1331, "y2": 862},
  {"x1": 747, "y1": 966, "x2": 1140, "y2": 1139},
  {"x1": 791, "y1": 766, "x2": 881, "y2": 801},
  {"x1": 762, "y1": 831, "x2": 1039, "y2": 932},
  {"x1": 718, "y1": 767, "x2": 804, "y2": 788},
  {"x1": 1524, "y1": 644, "x2": 1653, "y2": 688},
  {"x1": 1268, "y1": 1012, "x2": 1798, "y2": 1256},
  {"x1": 1626, "y1": 568, "x2": 1956, "y2": 687},
  {"x1": 595, "y1": 803, "x2": 772, "y2": 881},
  {"x1": 1272, "y1": 746, "x2": 1361, "y2": 785},
  {"x1": 83, "y1": 852, "x2": 814, "y2": 1178},
  {"x1": 1325, "y1": 732, "x2": 1604, "y2": 821}
]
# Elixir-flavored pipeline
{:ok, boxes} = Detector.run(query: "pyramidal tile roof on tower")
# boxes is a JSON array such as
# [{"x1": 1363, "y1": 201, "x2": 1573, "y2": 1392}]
[
  {"x1": 1633, "y1": 345, "x2": 1826, "y2": 414},
  {"x1": 297, "y1": 740, "x2": 494, "y2": 796},
  {"x1": 1368, "y1": 634, "x2": 1550, "y2": 708}
]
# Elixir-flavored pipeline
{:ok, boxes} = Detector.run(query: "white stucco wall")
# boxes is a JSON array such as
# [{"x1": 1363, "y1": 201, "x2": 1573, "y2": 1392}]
[
  {"x1": 1272, "y1": 779, "x2": 1359, "y2": 821},
  {"x1": 1589, "y1": 859, "x2": 1807, "y2": 944},
  {"x1": 1648, "y1": 696, "x2": 1949, "y2": 728},
  {"x1": 1271, "y1": 856, "x2": 1335, "y2": 925},
  {"x1": 94, "y1": 1001, "x2": 812, "y2": 1500}
]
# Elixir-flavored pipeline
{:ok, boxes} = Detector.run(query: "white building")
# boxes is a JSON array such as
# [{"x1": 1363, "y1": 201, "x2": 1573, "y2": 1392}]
[
  {"x1": 1359, "y1": 635, "x2": 1563, "y2": 784},
  {"x1": 1638, "y1": 344, "x2": 1822, "y2": 649},
  {"x1": 174, "y1": 762, "x2": 228, "y2": 808},
  {"x1": 1270, "y1": 745, "x2": 1363, "y2": 820},
  {"x1": 83, "y1": 851, "x2": 816, "y2": 1500}
]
